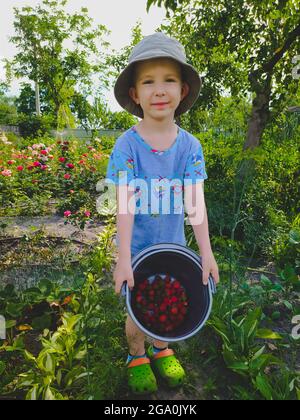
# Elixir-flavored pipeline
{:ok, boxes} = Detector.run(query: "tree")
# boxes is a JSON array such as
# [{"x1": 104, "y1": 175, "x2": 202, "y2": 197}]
[
  {"x1": 147, "y1": 0, "x2": 300, "y2": 149},
  {"x1": 6, "y1": 0, "x2": 111, "y2": 130},
  {"x1": 15, "y1": 83, "x2": 53, "y2": 115}
]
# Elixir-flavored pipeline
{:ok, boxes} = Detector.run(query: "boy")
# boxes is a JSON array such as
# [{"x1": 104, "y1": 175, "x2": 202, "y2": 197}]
[{"x1": 106, "y1": 32, "x2": 219, "y2": 394}]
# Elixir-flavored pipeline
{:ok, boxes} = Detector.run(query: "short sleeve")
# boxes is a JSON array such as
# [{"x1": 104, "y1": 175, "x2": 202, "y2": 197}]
[
  {"x1": 184, "y1": 141, "x2": 208, "y2": 184},
  {"x1": 105, "y1": 148, "x2": 135, "y2": 186}
]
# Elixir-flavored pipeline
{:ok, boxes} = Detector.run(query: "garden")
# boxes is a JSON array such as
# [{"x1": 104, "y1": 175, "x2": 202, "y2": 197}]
[{"x1": 0, "y1": 0, "x2": 299, "y2": 400}]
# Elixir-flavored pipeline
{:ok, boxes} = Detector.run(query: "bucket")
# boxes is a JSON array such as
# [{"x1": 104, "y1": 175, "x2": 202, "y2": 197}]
[{"x1": 124, "y1": 243, "x2": 216, "y2": 342}]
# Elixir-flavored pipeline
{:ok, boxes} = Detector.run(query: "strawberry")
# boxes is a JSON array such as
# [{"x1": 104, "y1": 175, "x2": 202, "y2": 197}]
[
  {"x1": 159, "y1": 315, "x2": 167, "y2": 323},
  {"x1": 171, "y1": 307, "x2": 178, "y2": 315},
  {"x1": 132, "y1": 273, "x2": 189, "y2": 334}
]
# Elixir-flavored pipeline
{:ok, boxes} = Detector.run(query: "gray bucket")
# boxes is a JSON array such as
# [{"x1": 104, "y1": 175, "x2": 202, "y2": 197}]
[{"x1": 124, "y1": 243, "x2": 216, "y2": 342}]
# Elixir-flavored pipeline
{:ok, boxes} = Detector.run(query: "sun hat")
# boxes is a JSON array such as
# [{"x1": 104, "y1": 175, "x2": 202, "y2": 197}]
[{"x1": 114, "y1": 32, "x2": 202, "y2": 119}]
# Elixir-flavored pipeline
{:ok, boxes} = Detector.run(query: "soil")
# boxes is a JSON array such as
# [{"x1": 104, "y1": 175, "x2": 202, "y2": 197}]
[
  {"x1": 0, "y1": 215, "x2": 116, "y2": 289},
  {"x1": 0, "y1": 214, "x2": 107, "y2": 244}
]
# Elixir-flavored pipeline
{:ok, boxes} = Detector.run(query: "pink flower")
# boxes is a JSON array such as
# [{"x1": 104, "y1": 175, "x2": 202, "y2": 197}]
[
  {"x1": 7, "y1": 160, "x2": 15, "y2": 165},
  {"x1": 33, "y1": 161, "x2": 41, "y2": 167},
  {"x1": 66, "y1": 163, "x2": 75, "y2": 169},
  {"x1": 59, "y1": 157, "x2": 66, "y2": 163},
  {"x1": 93, "y1": 153, "x2": 102, "y2": 160},
  {"x1": 1, "y1": 169, "x2": 12, "y2": 177},
  {"x1": 17, "y1": 166, "x2": 24, "y2": 171},
  {"x1": 69, "y1": 189, "x2": 75, "y2": 194},
  {"x1": 64, "y1": 174, "x2": 71, "y2": 180},
  {"x1": 84, "y1": 211, "x2": 91, "y2": 217},
  {"x1": 40, "y1": 150, "x2": 48, "y2": 155},
  {"x1": 41, "y1": 165, "x2": 48, "y2": 171},
  {"x1": 64, "y1": 210, "x2": 72, "y2": 217}
]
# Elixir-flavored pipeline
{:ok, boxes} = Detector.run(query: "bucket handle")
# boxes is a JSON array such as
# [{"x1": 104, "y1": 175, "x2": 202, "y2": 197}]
[
  {"x1": 209, "y1": 275, "x2": 217, "y2": 295},
  {"x1": 121, "y1": 278, "x2": 216, "y2": 297},
  {"x1": 121, "y1": 282, "x2": 127, "y2": 297}
]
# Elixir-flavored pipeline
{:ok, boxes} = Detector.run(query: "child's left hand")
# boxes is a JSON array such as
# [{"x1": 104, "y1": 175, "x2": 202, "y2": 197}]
[{"x1": 201, "y1": 250, "x2": 220, "y2": 286}]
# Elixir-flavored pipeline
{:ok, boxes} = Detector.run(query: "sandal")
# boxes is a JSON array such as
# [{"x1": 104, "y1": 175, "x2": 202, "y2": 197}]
[
  {"x1": 127, "y1": 356, "x2": 158, "y2": 395},
  {"x1": 147, "y1": 346, "x2": 186, "y2": 388}
]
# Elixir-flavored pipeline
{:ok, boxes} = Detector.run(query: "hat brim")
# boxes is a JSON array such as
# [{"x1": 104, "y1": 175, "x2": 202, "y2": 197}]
[{"x1": 114, "y1": 57, "x2": 202, "y2": 119}]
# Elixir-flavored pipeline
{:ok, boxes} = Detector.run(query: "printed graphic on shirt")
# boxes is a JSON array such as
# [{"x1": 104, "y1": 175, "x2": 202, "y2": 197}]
[{"x1": 105, "y1": 126, "x2": 207, "y2": 255}]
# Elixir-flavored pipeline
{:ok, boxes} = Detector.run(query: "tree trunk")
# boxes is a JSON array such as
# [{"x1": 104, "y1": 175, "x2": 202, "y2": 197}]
[
  {"x1": 237, "y1": 81, "x2": 272, "y2": 184},
  {"x1": 35, "y1": 81, "x2": 41, "y2": 116},
  {"x1": 244, "y1": 89, "x2": 271, "y2": 150}
]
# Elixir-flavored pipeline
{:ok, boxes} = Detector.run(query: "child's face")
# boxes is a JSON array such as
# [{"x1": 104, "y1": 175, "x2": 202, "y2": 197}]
[{"x1": 129, "y1": 58, "x2": 189, "y2": 121}]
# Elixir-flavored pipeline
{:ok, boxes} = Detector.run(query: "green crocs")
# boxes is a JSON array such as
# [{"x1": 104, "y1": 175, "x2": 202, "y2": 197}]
[
  {"x1": 127, "y1": 356, "x2": 158, "y2": 395},
  {"x1": 147, "y1": 346, "x2": 186, "y2": 388}
]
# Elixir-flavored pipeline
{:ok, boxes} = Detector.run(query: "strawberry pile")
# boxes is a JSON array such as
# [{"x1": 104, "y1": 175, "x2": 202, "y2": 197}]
[{"x1": 132, "y1": 273, "x2": 189, "y2": 334}]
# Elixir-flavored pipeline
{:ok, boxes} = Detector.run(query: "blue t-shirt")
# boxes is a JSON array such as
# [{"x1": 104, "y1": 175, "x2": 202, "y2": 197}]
[{"x1": 105, "y1": 125, "x2": 208, "y2": 257}]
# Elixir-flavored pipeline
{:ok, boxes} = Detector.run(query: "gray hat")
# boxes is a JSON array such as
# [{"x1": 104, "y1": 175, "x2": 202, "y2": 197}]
[{"x1": 114, "y1": 32, "x2": 202, "y2": 118}]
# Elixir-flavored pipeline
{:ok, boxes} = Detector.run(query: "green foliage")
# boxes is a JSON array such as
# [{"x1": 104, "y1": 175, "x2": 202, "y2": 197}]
[
  {"x1": 0, "y1": 102, "x2": 18, "y2": 125},
  {"x1": 149, "y1": 0, "x2": 300, "y2": 112},
  {"x1": 17, "y1": 114, "x2": 55, "y2": 139},
  {"x1": 184, "y1": 97, "x2": 299, "y2": 264},
  {"x1": 272, "y1": 215, "x2": 300, "y2": 273},
  {"x1": 104, "y1": 111, "x2": 138, "y2": 130},
  {"x1": 255, "y1": 370, "x2": 300, "y2": 401},
  {"x1": 9, "y1": 0, "x2": 111, "y2": 129},
  {"x1": 15, "y1": 83, "x2": 53, "y2": 116},
  {"x1": 16, "y1": 312, "x2": 86, "y2": 400}
]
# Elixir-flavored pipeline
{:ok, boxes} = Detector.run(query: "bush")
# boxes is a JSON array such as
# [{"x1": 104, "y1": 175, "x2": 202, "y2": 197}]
[
  {"x1": 18, "y1": 114, "x2": 55, "y2": 139},
  {"x1": 187, "y1": 106, "x2": 299, "y2": 263}
]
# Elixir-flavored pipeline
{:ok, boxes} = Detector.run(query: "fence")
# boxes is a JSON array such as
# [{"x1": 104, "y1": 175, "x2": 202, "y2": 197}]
[
  {"x1": 0, "y1": 126, "x2": 123, "y2": 140},
  {"x1": 0, "y1": 125, "x2": 20, "y2": 135},
  {"x1": 49, "y1": 128, "x2": 124, "y2": 140}
]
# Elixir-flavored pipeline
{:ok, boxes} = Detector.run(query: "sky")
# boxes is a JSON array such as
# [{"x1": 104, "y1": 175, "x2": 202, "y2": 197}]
[{"x1": 0, "y1": 0, "x2": 167, "y2": 111}]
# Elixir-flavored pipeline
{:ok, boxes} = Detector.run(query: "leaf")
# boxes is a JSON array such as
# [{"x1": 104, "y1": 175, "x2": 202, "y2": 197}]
[
  {"x1": 0, "y1": 361, "x2": 6, "y2": 375},
  {"x1": 26, "y1": 385, "x2": 39, "y2": 401},
  {"x1": 32, "y1": 314, "x2": 52, "y2": 330},
  {"x1": 223, "y1": 346, "x2": 239, "y2": 366},
  {"x1": 6, "y1": 303, "x2": 24, "y2": 318},
  {"x1": 45, "y1": 354, "x2": 55, "y2": 374},
  {"x1": 24, "y1": 350, "x2": 36, "y2": 363},
  {"x1": 289, "y1": 230, "x2": 300, "y2": 245},
  {"x1": 256, "y1": 329, "x2": 282, "y2": 340},
  {"x1": 260, "y1": 274, "x2": 272, "y2": 288},
  {"x1": 228, "y1": 361, "x2": 249, "y2": 372},
  {"x1": 62, "y1": 294, "x2": 74, "y2": 305},
  {"x1": 5, "y1": 320, "x2": 17, "y2": 329},
  {"x1": 282, "y1": 300, "x2": 293, "y2": 311},
  {"x1": 44, "y1": 386, "x2": 55, "y2": 401},
  {"x1": 252, "y1": 345, "x2": 266, "y2": 361},
  {"x1": 38, "y1": 279, "x2": 53, "y2": 295},
  {"x1": 16, "y1": 324, "x2": 33, "y2": 332},
  {"x1": 255, "y1": 374, "x2": 273, "y2": 400}
]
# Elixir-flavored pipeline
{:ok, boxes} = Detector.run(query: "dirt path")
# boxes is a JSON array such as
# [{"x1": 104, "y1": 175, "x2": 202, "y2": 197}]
[{"x1": 0, "y1": 215, "x2": 107, "y2": 245}]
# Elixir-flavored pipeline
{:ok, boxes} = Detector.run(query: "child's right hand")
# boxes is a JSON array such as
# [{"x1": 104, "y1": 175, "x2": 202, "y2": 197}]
[{"x1": 113, "y1": 256, "x2": 135, "y2": 294}]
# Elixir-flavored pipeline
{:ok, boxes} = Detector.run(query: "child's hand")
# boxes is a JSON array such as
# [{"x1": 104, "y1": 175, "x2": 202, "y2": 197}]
[
  {"x1": 113, "y1": 256, "x2": 135, "y2": 294},
  {"x1": 201, "y1": 250, "x2": 220, "y2": 286}
]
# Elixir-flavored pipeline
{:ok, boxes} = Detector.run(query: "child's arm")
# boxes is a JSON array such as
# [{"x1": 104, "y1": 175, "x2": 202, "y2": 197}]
[
  {"x1": 184, "y1": 182, "x2": 219, "y2": 285},
  {"x1": 113, "y1": 185, "x2": 136, "y2": 294}
]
